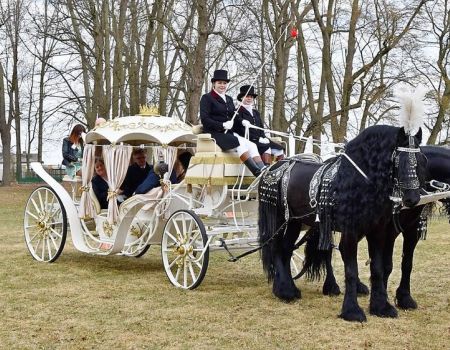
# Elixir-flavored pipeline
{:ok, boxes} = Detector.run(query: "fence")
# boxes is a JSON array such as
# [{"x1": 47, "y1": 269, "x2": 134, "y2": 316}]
[{"x1": 17, "y1": 166, "x2": 65, "y2": 183}]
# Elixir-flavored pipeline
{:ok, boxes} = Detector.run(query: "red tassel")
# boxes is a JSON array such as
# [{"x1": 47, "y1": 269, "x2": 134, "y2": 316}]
[{"x1": 290, "y1": 27, "x2": 298, "y2": 39}]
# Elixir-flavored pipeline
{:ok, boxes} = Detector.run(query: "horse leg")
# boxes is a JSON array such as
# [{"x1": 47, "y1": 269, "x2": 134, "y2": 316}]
[
  {"x1": 395, "y1": 228, "x2": 420, "y2": 310},
  {"x1": 339, "y1": 233, "x2": 366, "y2": 322},
  {"x1": 367, "y1": 234, "x2": 398, "y2": 318},
  {"x1": 272, "y1": 222, "x2": 301, "y2": 301},
  {"x1": 322, "y1": 248, "x2": 341, "y2": 296}
]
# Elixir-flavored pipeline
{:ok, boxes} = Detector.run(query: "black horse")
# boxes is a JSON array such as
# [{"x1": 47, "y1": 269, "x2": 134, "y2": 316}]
[
  {"x1": 258, "y1": 125, "x2": 427, "y2": 322},
  {"x1": 302, "y1": 145, "x2": 450, "y2": 311},
  {"x1": 393, "y1": 146, "x2": 450, "y2": 309}
]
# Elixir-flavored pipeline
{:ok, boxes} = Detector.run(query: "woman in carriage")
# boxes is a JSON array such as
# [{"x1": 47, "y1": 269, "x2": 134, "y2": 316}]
[
  {"x1": 233, "y1": 85, "x2": 285, "y2": 165},
  {"x1": 199, "y1": 69, "x2": 266, "y2": 176}
]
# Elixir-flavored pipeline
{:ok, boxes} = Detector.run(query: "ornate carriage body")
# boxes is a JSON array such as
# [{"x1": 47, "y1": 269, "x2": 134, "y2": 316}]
[{"x1": 24, "y1": 114, "x2": 305, "y2": 289}]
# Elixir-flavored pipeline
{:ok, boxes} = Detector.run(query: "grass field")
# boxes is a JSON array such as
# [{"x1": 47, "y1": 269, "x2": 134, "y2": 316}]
[{"x1": 0, "y1": 184, "x2": 449, "y2": 349}]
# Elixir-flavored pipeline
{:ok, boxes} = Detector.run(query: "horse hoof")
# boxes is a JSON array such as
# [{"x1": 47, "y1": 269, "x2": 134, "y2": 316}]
[
  {"x1": 339, "y1": 308, "x2": 367, "y2": 322},
  {"x1": 370, "y1": 302, "x2": 398, "y2": 318},
  {"x1": 357, "y1": 281, "x2": 370, "y2": 295},
  {"x1": 395, "y1": 294, "x2": 418, "y2": 310},
  {"x1": 323, "y1": 282, "x2": 341, "y2": 296},
  {"x1": 273, "y1": 286, "x2": 301, "y2": 302}
]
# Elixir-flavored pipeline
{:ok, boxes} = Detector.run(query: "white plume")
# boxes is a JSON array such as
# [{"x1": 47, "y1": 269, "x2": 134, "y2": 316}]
[{"x1": 395, "y1": 85, "x2": 427, "y2": 135}]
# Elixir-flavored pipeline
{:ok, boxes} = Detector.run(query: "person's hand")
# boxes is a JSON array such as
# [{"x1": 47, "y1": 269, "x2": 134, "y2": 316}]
[
  {"x1": 242, "y1": 120, "x2": 251, "y2": 128},
  {"x1": 223, "y1": 120, "x2": 233, "y2": 130},
  {"x1": 259, "y1": 137, "x2": 270, "y2": 144}
]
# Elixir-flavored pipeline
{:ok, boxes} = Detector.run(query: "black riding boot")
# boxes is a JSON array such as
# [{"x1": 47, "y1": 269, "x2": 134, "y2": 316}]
[{"x1": 244, "y1": 157, "x2": 263, "y2": 177}]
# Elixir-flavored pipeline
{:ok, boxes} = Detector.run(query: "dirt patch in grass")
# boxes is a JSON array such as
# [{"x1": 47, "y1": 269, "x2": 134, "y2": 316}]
[{"x1": 0, "y1": 185, "x2": 449, "y2": 349}]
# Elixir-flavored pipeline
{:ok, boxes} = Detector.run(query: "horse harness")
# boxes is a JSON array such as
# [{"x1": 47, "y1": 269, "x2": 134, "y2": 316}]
[{"x1": 391, "y1": 135, "x2": 424, "y2": 234}]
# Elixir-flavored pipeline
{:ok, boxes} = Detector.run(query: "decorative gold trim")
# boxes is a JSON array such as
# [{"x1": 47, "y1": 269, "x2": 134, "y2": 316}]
[
  {"x1": 129, "y1": 225, "x2": 142, "y2": 238},
  {"x1": 102, "y1": 221, "x2": 114, "y2": 237},
  {"x1": 190, "y1": 156, "x2": 242, "y2": 165},
  {"x1": 185, "y1": 176, "x2": 255, "y2": 185},
  {"x1": 92, "y1": 118, "x2": 191, "y2": 132}
]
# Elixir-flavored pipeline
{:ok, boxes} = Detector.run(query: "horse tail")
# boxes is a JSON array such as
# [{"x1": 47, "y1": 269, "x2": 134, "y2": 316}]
[
  {"x1": 258, "y1": 177, "x2": 281, "y2": 282},
  {"x1": 302, "y1": 226, "x2": 328, "y2": 281}
]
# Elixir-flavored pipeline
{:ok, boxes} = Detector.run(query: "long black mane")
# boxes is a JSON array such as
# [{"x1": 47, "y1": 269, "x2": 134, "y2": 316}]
[{"x1": 331, "y1": 125, "x2": 401, "y2": 234}]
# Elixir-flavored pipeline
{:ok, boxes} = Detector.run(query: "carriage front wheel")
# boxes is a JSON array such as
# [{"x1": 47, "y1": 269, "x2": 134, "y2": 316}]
[
  {"x1": 161, "y1": 210, "x2": 209, "y2": 289},
  {"x1": 23, "y1": 186, "x2": 67, "y2": 262}
]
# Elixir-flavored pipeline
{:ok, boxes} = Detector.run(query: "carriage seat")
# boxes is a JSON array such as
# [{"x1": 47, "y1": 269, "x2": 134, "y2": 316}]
[{"x1": 185, "y1": 134, "x2": 255, "y2": 186}]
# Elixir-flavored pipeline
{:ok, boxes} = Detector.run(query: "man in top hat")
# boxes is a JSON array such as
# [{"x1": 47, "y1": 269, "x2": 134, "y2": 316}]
[
  {"x1": 199, "y1": 70, "x2": 266, "y2": 176},
  {"x1": 234, "y1": 84, "x2": 285, "y2": 165}
]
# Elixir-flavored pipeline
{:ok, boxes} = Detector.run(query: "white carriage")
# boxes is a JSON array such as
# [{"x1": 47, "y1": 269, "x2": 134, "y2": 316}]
[{"x1": 23, "y1": 114, "x2": 305, "y2": 289}]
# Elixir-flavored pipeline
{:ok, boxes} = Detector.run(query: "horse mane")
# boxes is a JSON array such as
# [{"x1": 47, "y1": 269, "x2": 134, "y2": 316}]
[{"x1": 331, "y1": 125, "x2": 400, "y2": 234}]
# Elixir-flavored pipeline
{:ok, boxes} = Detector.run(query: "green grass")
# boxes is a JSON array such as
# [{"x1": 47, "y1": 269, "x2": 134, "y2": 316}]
[{"x1": 1, "y1": 184, "x2": 449, "y2": 349}]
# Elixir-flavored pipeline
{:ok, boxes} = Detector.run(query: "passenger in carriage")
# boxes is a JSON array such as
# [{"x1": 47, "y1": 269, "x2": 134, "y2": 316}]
[
  {"x1": 134, "y1": 151, "x2": 193, "y2": 194},
  {"x1": 120, "y1": 148, "x2": 151, "y2": 198},
  {"x1": 91, "y1": 158, "x2": 109, "y2": 209},
  {"x1": 62, "y1": 124, "x2": 86, "y2": 178},
  {"x1": 199, "y1": 69, "x2": 266, "y2": 176},
  {"x1": 234, "y1": 85, "x2": 285, "y2": 166}
]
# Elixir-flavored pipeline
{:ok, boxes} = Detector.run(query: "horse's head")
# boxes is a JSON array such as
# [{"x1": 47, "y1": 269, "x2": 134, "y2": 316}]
[{"x1": 393, "y1": 127, "x2": 428, "y2": 208}]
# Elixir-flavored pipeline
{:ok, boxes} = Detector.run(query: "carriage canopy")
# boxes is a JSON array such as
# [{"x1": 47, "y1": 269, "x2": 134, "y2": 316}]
[{"x1": 85, "y1": 116, "x2": 196, "y2": 145}]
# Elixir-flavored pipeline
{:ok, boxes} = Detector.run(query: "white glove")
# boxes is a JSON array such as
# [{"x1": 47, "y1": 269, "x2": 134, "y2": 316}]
[
  {"x1": 242, "y1": 120, "x2": 251, "y2": 128},
  {"x1": 223, "y1": 120, "x2": 233, "y2": 130},
  {"x1": 259, "y1": 137, "x2": 270, "y2": 144}
]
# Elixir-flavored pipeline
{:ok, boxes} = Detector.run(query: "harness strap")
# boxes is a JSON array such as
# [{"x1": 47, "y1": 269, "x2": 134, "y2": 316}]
[{"x1": 340, "y1": 152, "x2": 369, "y2": 181}]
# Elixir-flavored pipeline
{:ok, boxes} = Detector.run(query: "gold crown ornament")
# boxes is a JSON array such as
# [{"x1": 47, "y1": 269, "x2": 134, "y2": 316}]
[{"x1": 138, "y1": 104, "x2": 160, "y2": 116}]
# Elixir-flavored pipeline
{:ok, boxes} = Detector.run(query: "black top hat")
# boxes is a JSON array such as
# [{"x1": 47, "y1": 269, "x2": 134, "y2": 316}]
[
  {"x1": 237, "y1": 85, "x2": 258, "y2": 101},
  {"x1": 211, "y1": 69, "x2": 230, "y2": 83}
]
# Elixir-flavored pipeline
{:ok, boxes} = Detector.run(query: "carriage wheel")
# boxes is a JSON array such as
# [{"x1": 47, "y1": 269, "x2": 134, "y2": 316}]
[
  {"x1": 161, "y1": 210, "x2": 209, "y2": 289},
  {"x1": 290, "y1": 232, "x2": 306, "y2": 279},
  {"x1": 133, "y1": 244, "x2": 151, "y2": 258},
  {"x1": 290, "y1": 247, "x2": 305, "y2": 280},
  {"x1": 23, "y1": 186, "x2": 67, "y2": 262}
]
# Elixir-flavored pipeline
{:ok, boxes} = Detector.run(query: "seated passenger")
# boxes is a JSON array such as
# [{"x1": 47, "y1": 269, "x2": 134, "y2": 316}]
[
  {"x1": 91, "y1": 158, "x2": 109, "y2": 209},
  {"x1": 200, "y1": 69, "x2": 266, "y2": 176},
  {"x1": 234, "y1": 85, "x2": 285, "y2": 165},
  {"x1": 134, "y1": 152, "x2": 192, "y2": 194},
  {"x1": 120, "y1": 148, "x2": 151, "y2": 198}
]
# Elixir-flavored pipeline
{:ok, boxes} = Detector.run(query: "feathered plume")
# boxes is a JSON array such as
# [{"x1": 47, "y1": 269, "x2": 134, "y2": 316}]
[{"x1": 395, "y1": 85, "x2": 427, "y2": 135}]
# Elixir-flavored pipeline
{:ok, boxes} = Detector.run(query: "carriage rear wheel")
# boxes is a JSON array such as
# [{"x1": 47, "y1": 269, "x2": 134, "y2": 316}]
[
  {"x1": 161, "y1": 210, "x2": 209, "y2": 289},
  {"x1": 290, "y1": 233, "x2": 306, "y2": 279},
  {"x1": 290, "y1": 247, "x2": 305, "y2": 279},
  {"x1": 23, "y1": 186, "x2": 67, "y2": 262}
]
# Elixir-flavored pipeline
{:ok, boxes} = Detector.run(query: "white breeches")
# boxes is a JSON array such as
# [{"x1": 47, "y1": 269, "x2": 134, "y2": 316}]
[
  {"x1": 230, "y1": 133, "x2": 260, "y2": 158},
  {"x1": 263, "y1": 148, "x2": 284, "y2": 157}
]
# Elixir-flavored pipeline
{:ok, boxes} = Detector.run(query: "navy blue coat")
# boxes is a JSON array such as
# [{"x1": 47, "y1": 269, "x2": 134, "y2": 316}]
[
  {"x1": 134, "y1": 167, "x2": 178, "y2": 194},
  {"x1": 200, "y1": 90, "x2": 240, "y2": 150},
  {"x1": 91, "y1": 175, "x2": 109, "y2": 209},
  {"x1": 233, "y1": 106, "x2": 284, "y2": 154},
  {"x1": 121, "y1": 163, "x2": 151, "y2": 198}
]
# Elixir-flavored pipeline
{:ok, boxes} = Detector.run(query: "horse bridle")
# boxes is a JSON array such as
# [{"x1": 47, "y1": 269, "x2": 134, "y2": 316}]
[
  {"x1": 391, "y1": 135, "x2": 422, "y2": 233},
  {"x1": 392, "y1": 135, "x2": 421, "y2": 192}
]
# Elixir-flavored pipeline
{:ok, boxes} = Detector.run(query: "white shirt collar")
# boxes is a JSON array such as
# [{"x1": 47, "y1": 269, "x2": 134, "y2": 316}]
[
  {"x1": 243, "y1": 103, "x2": 253, "y2": 115},
  {"x1": 213, "y1": 89, "x2": 227, "y2": 102}
]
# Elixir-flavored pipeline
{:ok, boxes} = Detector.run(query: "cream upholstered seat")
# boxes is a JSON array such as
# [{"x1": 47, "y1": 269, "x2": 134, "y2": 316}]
[{"x1": 185, "y1": 134, "x2": 255, "y2": 186}]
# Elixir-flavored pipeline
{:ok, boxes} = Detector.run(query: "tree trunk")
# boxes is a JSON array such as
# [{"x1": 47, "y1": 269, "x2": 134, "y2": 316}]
[
  {"x1": 185, "y1": 0, "x2": 209, "y2": 125},
  {"x1": 0, "y1": 62, "x2": 12, "y2": 186}
]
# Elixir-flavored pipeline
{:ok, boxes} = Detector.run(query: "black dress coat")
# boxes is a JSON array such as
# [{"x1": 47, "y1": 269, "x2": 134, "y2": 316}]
[
  {"x1": 200, "y1": 90, "x2": 240, "y2": 150},
  {"x1": 233, "y1": 106, "x2": 284, "y2": 154},
  {"x1": 62, "y1": 137, "x2": 83, "y2": 166},
  {"x1": 120, "y1": 163, "x2": 151, "y2": 198},
  {"x1": 91, "y1": 175, "x2": 109, "y2": 209}
]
